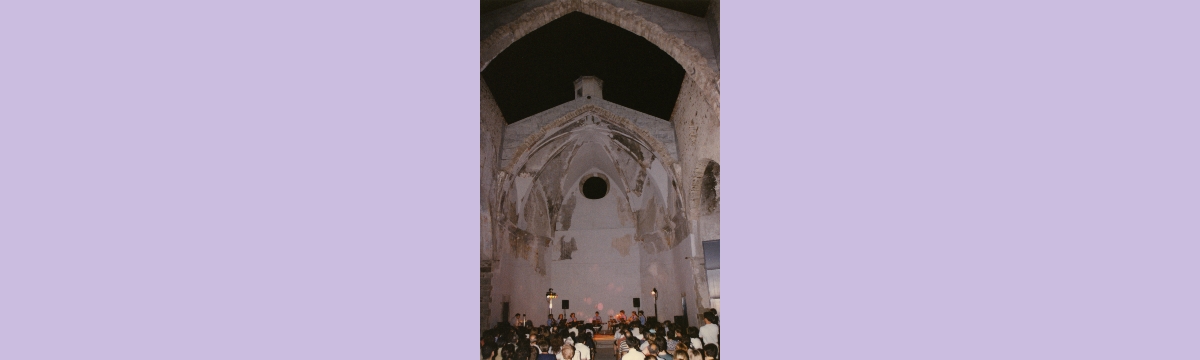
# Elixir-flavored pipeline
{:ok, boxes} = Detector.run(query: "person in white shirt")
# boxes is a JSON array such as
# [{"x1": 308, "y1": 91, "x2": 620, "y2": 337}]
[
  {"x1": 621, "y1": 336, "x2": 646, "y2": 360},
  {"x1": 698, "y1": 313, "x2": 719, "y2": 347},
  {"x1": 574, "y1": 333, "x2": 592, "y2": 360}
]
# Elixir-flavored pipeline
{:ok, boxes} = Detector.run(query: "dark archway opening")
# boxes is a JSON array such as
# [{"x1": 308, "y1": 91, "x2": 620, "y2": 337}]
[{"x1": 482, "y1": 12, "x2": 685, "y2": 123}]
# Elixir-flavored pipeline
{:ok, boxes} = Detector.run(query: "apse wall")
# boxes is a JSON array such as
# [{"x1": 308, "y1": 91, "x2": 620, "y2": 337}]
[
  {"x1": 486, "y1": 109, "x2": 698, "y2": 326},
  {"x1": 547, "y1": 167, "x2": 642, "y2": 320}
]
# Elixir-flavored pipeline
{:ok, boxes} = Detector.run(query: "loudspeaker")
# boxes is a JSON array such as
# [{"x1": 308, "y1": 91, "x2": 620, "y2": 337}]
[
  {"x1": 562, "y1": 300, "x2": 569, "y2": 309},
  {"x1": 502, "y1": 302, "x2": 510, "y2": 323},
  {"x1": 633, "y1": 298, "x2": 641, "y2": 308},
  {"x1": 674, "y1": 315, "x2": 688, "y2": 328}
]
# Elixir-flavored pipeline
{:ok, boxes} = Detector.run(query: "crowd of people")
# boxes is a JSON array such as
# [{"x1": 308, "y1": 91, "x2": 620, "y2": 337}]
[{"x1": 481, "y1": 310, "x2": 719, "y2": 360}]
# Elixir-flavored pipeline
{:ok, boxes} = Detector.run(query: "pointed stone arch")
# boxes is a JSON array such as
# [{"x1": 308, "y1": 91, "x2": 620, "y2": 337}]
[{"x1": 481, "y1": 0, "x2": 719, "y2": 117}]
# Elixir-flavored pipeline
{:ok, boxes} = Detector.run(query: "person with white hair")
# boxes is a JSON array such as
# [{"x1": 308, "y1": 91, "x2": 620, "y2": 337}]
[{"x1": 556, "y1": 343, "x2": 577, "y2": 360}]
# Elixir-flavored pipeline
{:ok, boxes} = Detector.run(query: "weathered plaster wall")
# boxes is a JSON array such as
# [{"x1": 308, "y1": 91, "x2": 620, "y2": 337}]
[
  {"x1": 482, "y1": 77, "x2": 506, "y2": 262},
  {"x1": 670, "y1": 76, "x2": 720, "y2": 222},
  {"x1": 548, "y1": 168, "x2": 642, "y2": 319},
  {"x1": 481, "y1": 78, "x2": 508, "y2": 328},
  {"x1": 486, "y1": 108, "x2": 694, "y2": 326}
]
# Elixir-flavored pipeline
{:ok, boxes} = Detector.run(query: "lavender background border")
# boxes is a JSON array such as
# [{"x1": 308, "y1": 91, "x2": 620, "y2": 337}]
[{"x1": 2, "y1": 1, "x2": 1198, "y2": 359}]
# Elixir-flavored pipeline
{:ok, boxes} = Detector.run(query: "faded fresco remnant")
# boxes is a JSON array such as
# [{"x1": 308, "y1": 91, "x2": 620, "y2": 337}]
[
  {"x1": 611, "y1": 234, "x2": 633, "y2": 256},
  {"x1": 559, "y1": 237, "x2": 578, "y2": 260}
]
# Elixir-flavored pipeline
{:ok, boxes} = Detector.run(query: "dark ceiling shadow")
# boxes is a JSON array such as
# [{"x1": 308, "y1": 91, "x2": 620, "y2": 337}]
[{"x1": 482, "y1": 12, "x2": 686, "y2": 123}]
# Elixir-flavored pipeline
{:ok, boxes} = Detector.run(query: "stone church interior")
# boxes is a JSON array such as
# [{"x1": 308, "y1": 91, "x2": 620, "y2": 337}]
[{"x1": 481, "y1": 1, "x2": 720, "y2": 358}]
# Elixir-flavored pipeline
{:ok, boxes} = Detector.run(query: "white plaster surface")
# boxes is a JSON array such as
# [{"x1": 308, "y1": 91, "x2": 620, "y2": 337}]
[{"x1": 550, "y1": 227, "x2": 641, "y2": 318}]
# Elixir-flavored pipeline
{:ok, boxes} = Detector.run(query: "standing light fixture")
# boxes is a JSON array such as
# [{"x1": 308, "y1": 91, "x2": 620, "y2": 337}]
[
  {"x1": 546, "y1": 288, "x2": 557, "y2": 317},
  {"x1": 651, "y1": 288, "x2": 659, "y2": 319}
]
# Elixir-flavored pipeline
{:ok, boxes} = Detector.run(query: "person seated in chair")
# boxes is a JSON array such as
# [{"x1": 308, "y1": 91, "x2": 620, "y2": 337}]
[
  {"x1": 621, "y1": 336, "x2": 646, "y2": 360},
  {"x1": 535, "y1": 338, "x2": 556, "y2": 360},
  {"x1": 701, "y1": 344, "x2": 718, "y2": 360},
  {"x1": 573, "y1": 333, "x2": 592, "y2": 360},
  {"x1": 557, "y1": 343, "x2": 577, "y2": 360}
]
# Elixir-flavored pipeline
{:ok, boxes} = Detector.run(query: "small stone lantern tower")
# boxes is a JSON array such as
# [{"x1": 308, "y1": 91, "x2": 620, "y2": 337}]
[{"x1": 574, "y1": 76, "x2": 603, "y2": 100}]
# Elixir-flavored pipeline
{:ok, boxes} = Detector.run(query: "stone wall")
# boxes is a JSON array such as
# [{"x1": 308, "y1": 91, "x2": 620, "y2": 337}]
[
  {"x1": 481, "y1": 260, "x2": 495, "y2": 329},
  {"x1": 481, "y1": 78, "x2": 507, "y2": 330},
  {"x1": 667, "y1": 73, "x2": 720, "y2": 312},
  {"x1": 482, "y1": 77, "x2": 507, "y2": 261},
  {"x1": 670, "y1": 75, "x2": 720, "y2": 220}
]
